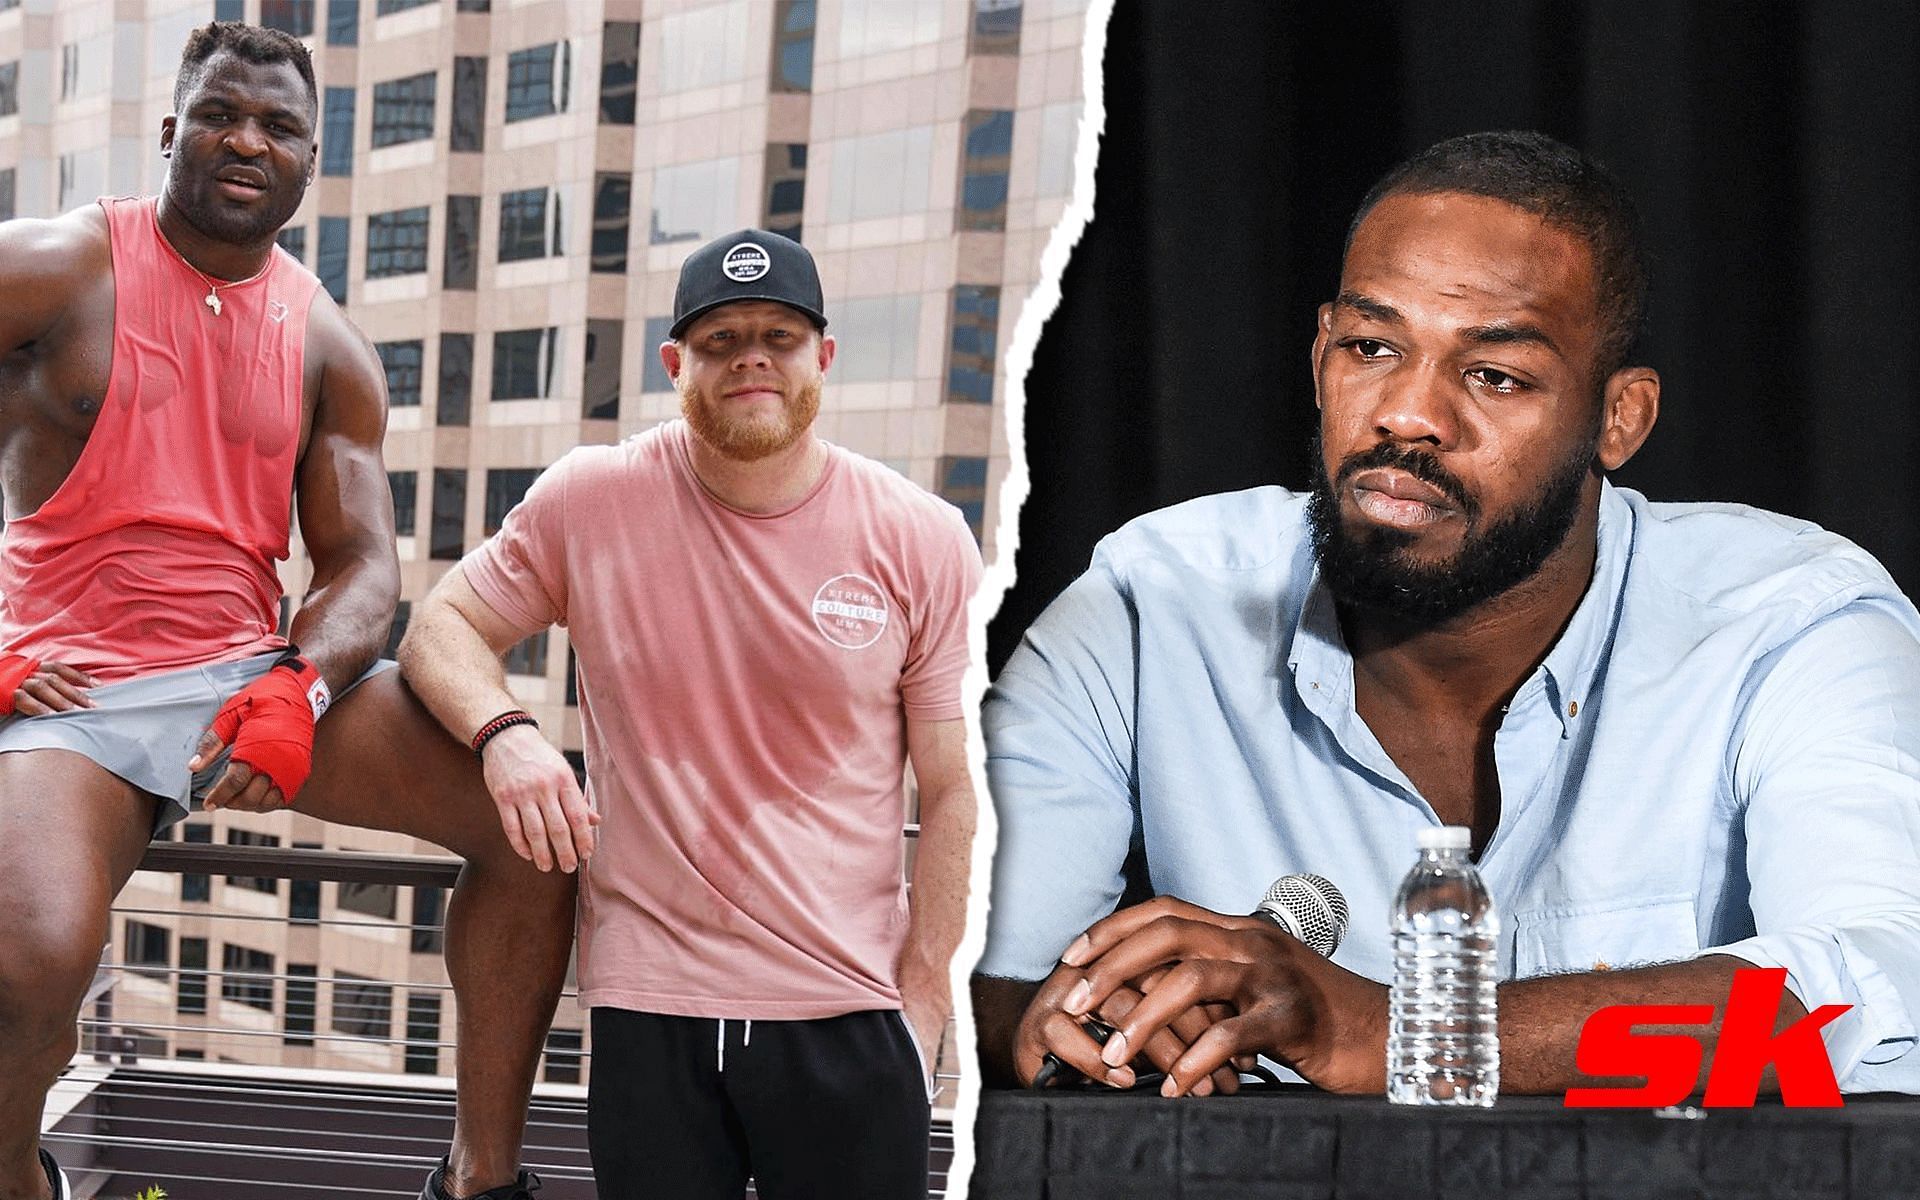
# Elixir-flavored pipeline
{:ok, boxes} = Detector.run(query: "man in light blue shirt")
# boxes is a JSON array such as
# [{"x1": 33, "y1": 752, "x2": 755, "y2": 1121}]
[{"x1": 974, "y1": 131, "x2": 1920, "y2": 1097}]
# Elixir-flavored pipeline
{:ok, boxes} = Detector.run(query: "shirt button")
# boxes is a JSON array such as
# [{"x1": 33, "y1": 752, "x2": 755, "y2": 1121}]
[{"x1": 1568, "y1": 700, "x2": 1579, "y2": 717}]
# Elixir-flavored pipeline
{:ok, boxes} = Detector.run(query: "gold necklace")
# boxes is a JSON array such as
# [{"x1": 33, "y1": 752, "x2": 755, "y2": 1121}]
[{"x1": 183, "y1": 258, "x2": 269, "y2": 317}]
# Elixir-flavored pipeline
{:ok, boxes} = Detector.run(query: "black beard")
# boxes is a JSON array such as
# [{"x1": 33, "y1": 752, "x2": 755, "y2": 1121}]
[
  {"x1": 1306, "y1": 435, "x2": 1596, "y2": 632},
  {"x1": 166, "y1": 167, "x2": 306, "y2": 251}
]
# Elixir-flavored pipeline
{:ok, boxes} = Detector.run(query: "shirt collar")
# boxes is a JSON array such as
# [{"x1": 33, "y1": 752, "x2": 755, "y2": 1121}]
[{"x1": 1286, "y1": 480, "x2": 1635, "y2": 738}]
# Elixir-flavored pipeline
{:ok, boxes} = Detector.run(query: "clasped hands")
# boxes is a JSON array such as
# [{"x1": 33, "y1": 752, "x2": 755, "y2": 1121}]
[{"x1": 1013, "y1": 896, "x2": 1388, "y2": 1097}]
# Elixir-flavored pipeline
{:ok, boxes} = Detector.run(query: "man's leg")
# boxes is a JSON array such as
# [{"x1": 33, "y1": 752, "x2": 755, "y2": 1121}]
[
  {"x1": 0, "y1": 750, "x2": 157, "y2": 1200},
  {"x1": 296, "y1": 671, "x2": 576, "y2": 1197},
  {"x1": 730, "y1": 1011, "x2": 930, "y2": 1200},
  {"x1": 587, "y1": 1009, "x2": 750, "y2": 1200}
]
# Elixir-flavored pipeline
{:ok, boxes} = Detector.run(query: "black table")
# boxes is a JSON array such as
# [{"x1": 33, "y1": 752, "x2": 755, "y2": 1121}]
[{"x1": 971, "y1": 1087, "x2": 1920, "y2": 1199}]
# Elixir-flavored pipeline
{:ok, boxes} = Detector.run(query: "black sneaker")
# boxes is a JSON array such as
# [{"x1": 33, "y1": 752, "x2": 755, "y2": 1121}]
[
  {"x1": 419, "y1": 1158, "x2": 542, "y2": 1200},
  {"x1": 38, "y1": 1148, "x2": 68, "y2": 1200}
]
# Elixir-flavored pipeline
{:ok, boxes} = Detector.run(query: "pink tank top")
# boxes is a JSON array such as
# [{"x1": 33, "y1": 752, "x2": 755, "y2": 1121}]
[{"x1": 0, "y1": 196, "x2": 320, "y2": 682}]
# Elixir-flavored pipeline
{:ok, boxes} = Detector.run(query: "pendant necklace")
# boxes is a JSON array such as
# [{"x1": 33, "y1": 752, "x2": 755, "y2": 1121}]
[{"x1": 186, "y1": 259, "x2": 268, "y2": 317}]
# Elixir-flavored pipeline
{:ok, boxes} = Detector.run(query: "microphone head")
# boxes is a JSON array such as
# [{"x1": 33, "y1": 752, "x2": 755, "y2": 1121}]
[{"x1": 1255, "y1": 873, "x2": 1350, "y2": 958}]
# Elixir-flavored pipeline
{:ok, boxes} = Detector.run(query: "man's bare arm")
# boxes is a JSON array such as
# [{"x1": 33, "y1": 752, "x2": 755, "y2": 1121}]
[
  {"x1": 972, "y1": 974, "x2": 1041, "y2": 1088},
  {"x1": 399, "y1": 568, "x2": 598, "y2": 872},
  {"x1": 0, "y1": 211, "x2": 100, "y2": 358},
  {"x1": 288, "y1": 297, "x2": 399, "y2": 692},
  {"x1": 899, "y1": 717, "x2": 977, "y2": 1083}
]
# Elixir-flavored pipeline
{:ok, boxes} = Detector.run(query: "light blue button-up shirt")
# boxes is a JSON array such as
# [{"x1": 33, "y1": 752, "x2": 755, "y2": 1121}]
[{"x1": 980, "y1": 483, "x2": 1920, "y2": 1091}]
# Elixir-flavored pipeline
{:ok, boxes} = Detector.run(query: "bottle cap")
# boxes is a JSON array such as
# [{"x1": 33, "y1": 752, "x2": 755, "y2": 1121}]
[{"x1": 1416, "y1": 825, "x2": 1471, "y2": 851}]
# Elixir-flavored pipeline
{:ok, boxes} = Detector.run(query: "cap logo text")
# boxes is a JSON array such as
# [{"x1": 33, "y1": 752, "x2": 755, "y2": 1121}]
[{"x1": 722, "y1": 242, "x2": 772, "y2": 282}]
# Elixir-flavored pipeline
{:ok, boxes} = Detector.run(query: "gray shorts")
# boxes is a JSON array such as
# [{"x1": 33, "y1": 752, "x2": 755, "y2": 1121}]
[{"x1": 0, "y1": 651, "x2": 395, "y2": 835}]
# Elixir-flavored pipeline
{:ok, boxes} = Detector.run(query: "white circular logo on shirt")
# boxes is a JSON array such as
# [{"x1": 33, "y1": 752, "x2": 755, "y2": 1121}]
[
  {"x1": 812, "y1": 573, "x2": 889, "y2": 650},
  {"x1": 722, "y1": 242, "x2": 772, "y2": 282}
]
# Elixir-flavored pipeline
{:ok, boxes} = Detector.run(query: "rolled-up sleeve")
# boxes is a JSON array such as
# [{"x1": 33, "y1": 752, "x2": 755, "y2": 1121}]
[
  {"x1": 1717, "y1": 600, "x2": 1920, "y2": 1090},
  {"x1": 975, "y1": 547, "x2": 1142, "y2": 982}
]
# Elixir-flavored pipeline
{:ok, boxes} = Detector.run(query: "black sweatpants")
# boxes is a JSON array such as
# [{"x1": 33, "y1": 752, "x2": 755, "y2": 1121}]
[{"x1": 588, "y1": 1008, "x2": 932, "y2": 1200}]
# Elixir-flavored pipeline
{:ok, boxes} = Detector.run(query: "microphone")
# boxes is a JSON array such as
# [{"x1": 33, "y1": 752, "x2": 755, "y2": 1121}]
[{"x1": 1030, "y1": 873, "x2": 1350, "y2": 1088}]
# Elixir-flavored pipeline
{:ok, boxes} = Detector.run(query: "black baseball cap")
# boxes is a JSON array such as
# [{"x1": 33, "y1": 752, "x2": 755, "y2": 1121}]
[{"x1": 670, "y1": 229, "x2": 828, "y2": 339}]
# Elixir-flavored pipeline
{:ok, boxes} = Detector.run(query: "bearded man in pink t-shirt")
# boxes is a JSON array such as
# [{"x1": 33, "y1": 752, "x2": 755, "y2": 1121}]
[{"x1": 401, "y1": 230, "x2": 983, "y2": 1199}]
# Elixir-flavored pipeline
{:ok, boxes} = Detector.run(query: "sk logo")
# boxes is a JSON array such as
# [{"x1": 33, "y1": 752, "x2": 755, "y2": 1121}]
[{"x1": 1564, "y1": 967, "x2": 1851, "y2": 1108}]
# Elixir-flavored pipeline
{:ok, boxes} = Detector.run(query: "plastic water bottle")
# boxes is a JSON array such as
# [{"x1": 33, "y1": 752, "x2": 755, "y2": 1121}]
[{"x1": 1387, "y1": 824, "x2": 1499, "y2": 1106}]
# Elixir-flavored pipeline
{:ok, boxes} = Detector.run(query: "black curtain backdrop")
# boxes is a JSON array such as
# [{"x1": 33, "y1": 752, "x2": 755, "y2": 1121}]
[{"x1": 987, "y1": 0, "x2": 1920, "y2": 675}]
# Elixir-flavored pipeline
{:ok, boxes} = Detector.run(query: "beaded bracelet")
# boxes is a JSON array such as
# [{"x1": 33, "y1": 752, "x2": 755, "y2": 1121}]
[{"x1": 471, "y1": 709, "x2": 539, "y2": 757}]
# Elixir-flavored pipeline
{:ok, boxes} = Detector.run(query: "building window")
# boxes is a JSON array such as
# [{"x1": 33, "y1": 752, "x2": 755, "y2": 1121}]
[
  {"x1": 565, "y1": 649, "x2": 579, "y2": 706},
  {"x1": 659, "y1": 3, "x2": 749, "y2": 94},
  {"x1": 221, "y1": 944, "x2": 276, "y2": 1012},
  {"x1": 285, "y1": 965, "x2": 317, "y2": 1046},
  {"x1": 959, "y1": 110, "x2": 1013, "y2": 232},
  {"x1": 591, "y1": 173, "x2": 630, "y2": 273},
  {"x1": 276, "y1": 225, "x2": 307, "y2": 264},
  {"x1": 834, "y1": 294, "x2": 921, "y2": 383},
  {"x1": 372, "y1": 71, "x2": 436, "y2": 148},
  {"x1": 180, "y1": 822, "x2": 212, "y2": 902},
  {"x1": 641, "y1": 316, "x2": 675, "y2": 393},
  {"x1": 439, "y1": 333, "x2": 473, "y2": 427},
  {"x1": 970, "y1": 0, "x2": 1022, "y2": 55},
  {"x1": 289, "y1": 846, "x2": 321, "y2": 925},
  {"x1": 544, "y1": 1027, "x2": 584, "y2": 1084},
  {"x1": 938, "y1": 455, "x2": 988, "y2": 540},
  {"x1": 491, "y1": 328, "x2": 558, "y2": 400},
  {"x1": 178, "y1": 937, "x2": 208, "y2": 1015},
  {"x1": 0, "y1": 61, "x2": 18, "y2": 118},
  {"x1": 505, "y1": 42, "x2": 567, "y2": 123},
  {"x1": 583, "y1": 321, "x2": 622, "y2": 420},
  {"x1": 0, "y1": 169, "x2": 14, "y2": 223},
  {"x1": 123, "y1": 920, "x2": 170, "y2": 979},
  {"x1": 214, "y1": 0, "x2": 244, "y2": 18},
  {"x1": 839, "y1": 0, "x2": 942, "y2": 57},
  {"x1": 826, "y1": 127, "x2": 934, "y2": 224},
  {"x1": 331, "y1": 973, "x2": 393, "y2": 1040},
  {"x1": 498, "y1": 187, "x2": 561, "y2": 262},
  {"x1": 485, "y1": 469, "x2": 541, "y2": 534},
  {"x1": 947, "y1": 286, "x2": 1000, "y2": 405},
  {"x1": 771, "y1": 0, "x2": 815, "y2": 94},
  {"x1": 411, "y1": 886, "x2": 445, "y2": 955},
  {"x1": 451, "y1": 57, "x2": 487, "y2": 152},
  {"x1": 322, "y1": 88, "x2": 355, "y2": 177},
  {"x1": 456, "y1": 0, "x2": 490, "y2": 10},
  {"x1": 338, "y1": 880, "x2": 397, "y2": 920},
  {"x1": 504, "y1": 632, "x2": 548, "y2": 677},
  {"x1": 224, "y1": 829, "x2": 282, "y2": 895},
  {"x1": 367, "y1": 206, "x2": 430, "y2": 278},
  {"x1": 377, "y1": 340, "x2": 424, "y2": 407},
  {"x1": 377, "y1": 0, "x2": 434, "y2": 12},
  {"x1": 317, "y1": 216, "x2": 349, "y2": 304},
  {"x1": 389, "y1": 470, "x2": 418, "y2": 536},
  {"x1": 650, "y1": 157, "x2": 740, "y2": 247},
  {"x1": 763, "y1": 145, "x2": 806, "y2": 245},
  {"x1": 385, "y1": 600, "x2": 411, "y2": 658},
  {"x1": 1037, "y1": 101, "x2": 1080, "y2": 198},
  {"x1": 260, "y1": 0, "x2": 315, "y2": 36},
  {"x1": 406, "y1": 993, "x2": 441, "y2": 1074},
  {"x1": 444, "y1": 195, "x2": 479, "y2": 289},
  {"x1": 431, "y1": 468, "x2": 467, "y2": 560},
  {"x1": 600, "y1": 22, "x2": 638, "y2": 124},
  {"x1": 326, "y1": 0, "x2": 359, "y2": 46}
]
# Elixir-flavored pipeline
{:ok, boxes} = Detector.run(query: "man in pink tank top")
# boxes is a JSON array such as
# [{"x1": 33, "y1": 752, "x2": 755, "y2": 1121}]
[
  {"x1": 401, "y1": 231, "x2": 982, "y2": 1198},
  {"x1": 0, "y1": 24, "x2": 571, "y2": 1200}
]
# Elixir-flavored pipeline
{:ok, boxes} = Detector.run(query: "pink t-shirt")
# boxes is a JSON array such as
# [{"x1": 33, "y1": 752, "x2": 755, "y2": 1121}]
[{"x1": 462, "y1": 421, "x2": 981, "y2": 1018}]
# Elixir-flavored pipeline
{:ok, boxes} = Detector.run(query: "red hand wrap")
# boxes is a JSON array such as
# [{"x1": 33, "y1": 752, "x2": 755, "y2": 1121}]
[
  {"x1": 0, "y1": 654, "x2": 42, "y2": 716},
  {"x1": 208, "y1": 657, "x2": 328, "y2": 799}
]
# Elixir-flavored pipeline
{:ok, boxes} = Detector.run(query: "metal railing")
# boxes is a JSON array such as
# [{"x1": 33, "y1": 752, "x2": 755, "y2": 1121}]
[{"x1": 45, "y1": 841, "x2": 958, "y2": 1199}]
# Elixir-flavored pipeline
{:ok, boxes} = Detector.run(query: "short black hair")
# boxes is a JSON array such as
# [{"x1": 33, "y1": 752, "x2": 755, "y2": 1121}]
[
  {"x1": 173, "y1": 21, "x2": 317, "y2": 119},
  {"x1": 1346, "y1": 131, "x2": 1650, "y2": 378}
]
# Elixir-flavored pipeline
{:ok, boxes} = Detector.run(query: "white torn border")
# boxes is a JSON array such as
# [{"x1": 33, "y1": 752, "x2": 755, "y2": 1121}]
[{"x1": 946, "y1": 0, "x2": 1115, "y2": 1192}]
